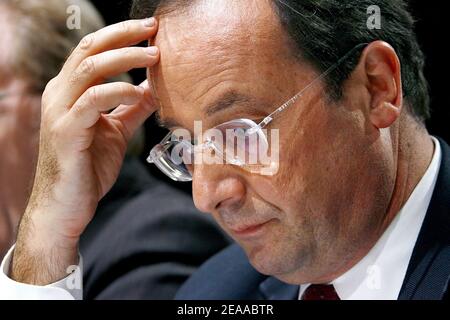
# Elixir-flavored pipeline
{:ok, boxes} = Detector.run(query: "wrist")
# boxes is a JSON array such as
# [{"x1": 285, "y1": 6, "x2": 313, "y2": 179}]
[{"x1": 10, "y1": 210, "x2": 80, "y2": 285}]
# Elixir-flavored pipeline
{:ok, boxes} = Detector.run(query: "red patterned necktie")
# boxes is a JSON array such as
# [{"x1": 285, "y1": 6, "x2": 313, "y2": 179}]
[{"x1": 301, "y1": 284, "x2": 340, "y2": 300}]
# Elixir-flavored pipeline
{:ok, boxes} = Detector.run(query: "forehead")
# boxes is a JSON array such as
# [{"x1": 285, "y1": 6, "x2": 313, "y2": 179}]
[
  {"x1": 155, "y1": 0, "x2": 277, "y2": 53},
  {"x1": 151, "y1": 0, "x2": 296, "y2": 129}
]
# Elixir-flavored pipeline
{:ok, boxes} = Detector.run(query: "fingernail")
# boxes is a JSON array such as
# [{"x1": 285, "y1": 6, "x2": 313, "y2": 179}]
[
  {"x1": 145, "y1": 46, "x2": 159, "y2": 56},
  {"x1": 143, "y1": 17, "x2": 155, "y2": 27}
]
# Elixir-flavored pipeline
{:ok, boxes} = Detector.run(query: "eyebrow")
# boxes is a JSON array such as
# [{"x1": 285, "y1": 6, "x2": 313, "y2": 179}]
[
  {"x1": 156, "y1": 90, "x2": 257, "y2": 129},
  {"x1": 204, "y1": 90, "x2": 252, "y2": 116},
  {"x1": 156, "y1": 112, "x2": 179, "y2": 129}
]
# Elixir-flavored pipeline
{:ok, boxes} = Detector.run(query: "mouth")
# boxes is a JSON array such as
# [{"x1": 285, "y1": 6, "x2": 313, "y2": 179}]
[{"x1": 228, "y1": 219, "x2": 276, "y2": 240}]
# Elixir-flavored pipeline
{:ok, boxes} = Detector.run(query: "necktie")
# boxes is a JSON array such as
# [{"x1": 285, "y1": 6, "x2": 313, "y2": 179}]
[{"x1": 302, "y1": 284, "x2": 340, "y2": 300}]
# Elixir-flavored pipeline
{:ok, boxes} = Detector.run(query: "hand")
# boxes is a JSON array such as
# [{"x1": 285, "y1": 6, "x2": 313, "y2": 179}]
[{"x1": 11, "y1": 18, "x2": 160, "y2": 285}]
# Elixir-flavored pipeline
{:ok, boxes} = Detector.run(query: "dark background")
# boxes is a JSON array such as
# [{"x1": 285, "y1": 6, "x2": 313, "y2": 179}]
[{"x1": 90, "y1": 0, "x2": 449, "y2": 188}]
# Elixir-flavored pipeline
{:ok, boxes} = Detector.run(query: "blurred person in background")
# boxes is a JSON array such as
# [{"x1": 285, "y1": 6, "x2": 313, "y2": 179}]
[{"x1": 0, "y1": 0, "x2": 230, "y2": 299}]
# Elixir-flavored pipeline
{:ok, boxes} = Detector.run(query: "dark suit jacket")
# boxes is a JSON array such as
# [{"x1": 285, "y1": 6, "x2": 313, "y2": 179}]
[
  {"x1": 79, "y1": 157, "x2": 231, "y2": 299},
  {"x1": 176, "y1": 137, "x2": 450, "y2": 300}
]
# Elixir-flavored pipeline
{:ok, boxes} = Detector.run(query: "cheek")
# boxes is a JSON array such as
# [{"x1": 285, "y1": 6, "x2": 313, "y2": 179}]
[
  {"x1": 271, "y1": 103, "x2": 362, "y2": 210},
  {"x1": 274, "y1": 113, "x2": 327, "y2": 195}
]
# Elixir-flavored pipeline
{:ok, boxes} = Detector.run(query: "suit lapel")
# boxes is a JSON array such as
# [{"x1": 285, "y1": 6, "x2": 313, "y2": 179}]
[
  {"x1": 259, "y1": 276, "x2": 299, "y2": 300},
  {"x1": 398, "y1": 137, "x2": 450, "y2": 300}
]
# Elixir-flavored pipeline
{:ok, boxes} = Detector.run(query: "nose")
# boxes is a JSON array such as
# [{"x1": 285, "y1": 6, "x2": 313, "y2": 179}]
[{"x1": 192, "y1": 164, "x2": 246, "y2": 214}]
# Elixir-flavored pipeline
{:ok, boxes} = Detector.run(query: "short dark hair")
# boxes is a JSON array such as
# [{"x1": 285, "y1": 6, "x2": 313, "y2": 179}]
[{"x1": 131, "y1": 0, "x2": 430, "y2": 122}]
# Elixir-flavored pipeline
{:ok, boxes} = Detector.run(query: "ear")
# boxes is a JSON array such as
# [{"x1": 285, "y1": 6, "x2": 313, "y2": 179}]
[{"x1": 360, "y1": 41, "x2": 403, "y2": 129}]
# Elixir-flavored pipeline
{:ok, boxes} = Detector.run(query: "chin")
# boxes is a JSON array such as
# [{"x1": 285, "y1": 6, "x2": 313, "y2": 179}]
[
  {"x1": 242, "y1": 240, "x2": 297, "y2": 278},
  {"x1": 250, "y1": 252, "x2": 313, "y2": 285},
  {"x1": 238, "y1": 232, "x2": 312, "y2": 285}
]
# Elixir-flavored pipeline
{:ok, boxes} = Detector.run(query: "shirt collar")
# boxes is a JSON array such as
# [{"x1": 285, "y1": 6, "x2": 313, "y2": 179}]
[{"x1": 299, "y1": 137, "x2": 442, "y2": 300}]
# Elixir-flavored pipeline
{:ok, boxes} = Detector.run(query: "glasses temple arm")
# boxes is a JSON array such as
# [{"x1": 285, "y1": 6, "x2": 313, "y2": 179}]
[{"x1": 256, "y1": 43, "x2": 368, "y2": 130}]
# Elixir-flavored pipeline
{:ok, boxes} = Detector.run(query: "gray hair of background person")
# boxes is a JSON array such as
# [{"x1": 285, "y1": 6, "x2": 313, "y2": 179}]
[{"x1": 1, "y1": 0, "x2": 144, "y2": 154}]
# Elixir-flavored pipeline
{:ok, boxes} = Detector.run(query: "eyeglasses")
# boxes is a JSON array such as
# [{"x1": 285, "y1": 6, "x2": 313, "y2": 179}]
[
  {"x1": 147, "y1": 43, "x2": 367, "y2": 182},
  {"x1": 0, "y1": 91, "x2": 35, "y2": 103},
  {"x1": 0, "y1": 92, "x2": 26, "y2": 115}
]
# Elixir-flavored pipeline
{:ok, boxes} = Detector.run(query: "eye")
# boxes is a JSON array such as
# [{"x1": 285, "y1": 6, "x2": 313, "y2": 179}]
[{"x1": 167, "y1": 140, "x2": 194, "y2": 173}]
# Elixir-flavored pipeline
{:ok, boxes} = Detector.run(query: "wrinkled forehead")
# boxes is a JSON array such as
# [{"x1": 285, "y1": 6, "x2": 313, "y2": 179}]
[
  {"x1": 150, "y1": 0, "x2": 294, "y2": 129},
  {"x1": 154, "y1": 0, "x2": 277, "y2": 55}
]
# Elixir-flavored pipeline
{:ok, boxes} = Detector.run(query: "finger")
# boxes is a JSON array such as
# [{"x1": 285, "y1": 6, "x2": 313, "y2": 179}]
[
  {"x1": 68, "y1": 82, "x2": 145, "y2": 129},
  {"x1": 60, "y1": 46, "x2": 159, "y2": 107},
  {"x1": 63, "y1": 18, "x2": 158, "y2": 73},
  {"x1": 110, "y1": 80, "x2": 157, "y2": 141}
]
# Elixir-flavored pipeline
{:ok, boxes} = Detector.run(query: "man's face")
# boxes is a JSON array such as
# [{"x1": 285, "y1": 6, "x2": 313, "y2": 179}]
[
  {"x1": 0, "y1": 15, "x2": 41, "y2": 243},
  {"x1": 152, "y1": 0, "x2": 395, "y2": 284}
]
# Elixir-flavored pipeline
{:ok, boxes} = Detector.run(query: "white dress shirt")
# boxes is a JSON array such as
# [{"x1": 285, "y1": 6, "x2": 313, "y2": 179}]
[
  {"x1": 0, "y1": 245, "x2": 83, "y2": 300},
  {"x1": 0, "y1": 138, "x2": 442, "y2": 300},
  {"x1": 299, "y1": 137, "x2": 442, "y2": 300}
]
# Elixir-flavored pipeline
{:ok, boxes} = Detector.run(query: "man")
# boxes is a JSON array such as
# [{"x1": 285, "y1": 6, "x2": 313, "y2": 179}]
[
  {"x1": 0, "y1": 0, "x2": 449, "y2": 300},
  {"x1": 0, "y1": 0, "x2": 230, "y2": 299}
]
